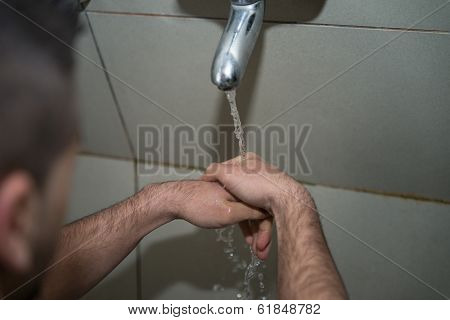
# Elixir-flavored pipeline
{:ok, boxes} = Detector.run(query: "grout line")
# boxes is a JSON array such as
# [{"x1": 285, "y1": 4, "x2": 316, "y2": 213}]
[
  {"x1": 86, "y1": 10, "x2": 450, "y2": 35},
  {"x1": 300, "y1": 181, "x2": 450, "y2": 206},
  {"x1": 79, "y1": 151, "x2": 203, "y2": 172},
  {"x1": 78, "y1": 151, "x2": 450, "y2": 205},
  {"x1": 79, "y1": 150, "x2": 134, "y2": 162},
  {"x1": 84, "y1": 12, "x2": 137, "y2": 159},
  {"x1": 87, "y1": 10, "x2": 227, "y2": 21},
  {"x1": 136, "y1": 160, "x2": 202, "y2": 173},
  {"x1": 78, "y1": 151, "x2": 201, "y2": 172},
  {"x1": 268, "y1": 20, "x2": 450, "y2": 35}
]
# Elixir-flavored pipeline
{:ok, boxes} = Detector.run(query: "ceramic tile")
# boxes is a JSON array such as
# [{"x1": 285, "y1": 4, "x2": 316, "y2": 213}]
[
  {"x1": 307, "y1": 185, "x2": 450, "y2": 299},
  {"x1": 75, "y1": 14, "x2": 133, "y2": 159}
]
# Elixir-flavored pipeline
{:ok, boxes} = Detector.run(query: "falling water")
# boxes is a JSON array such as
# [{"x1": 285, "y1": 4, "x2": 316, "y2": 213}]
[
  {"x1": 213, "y1": 89, "x2": 268, "y2": 300},
  {"x1": 225, "y1": 89, "x2": 247, "y2": 159}
]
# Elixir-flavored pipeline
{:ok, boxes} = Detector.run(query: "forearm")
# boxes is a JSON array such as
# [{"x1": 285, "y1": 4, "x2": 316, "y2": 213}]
[
  {"x1": 39, "y1": 183, "x2": 174, "y2": 299},
  {"x1": 274, "y1": 186, "x2": 348, "y2": 300}
]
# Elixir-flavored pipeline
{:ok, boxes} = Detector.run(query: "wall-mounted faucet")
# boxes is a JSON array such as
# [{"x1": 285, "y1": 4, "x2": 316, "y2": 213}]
[{"x1": 211, "y1": 0, "x2": 265, "y2": 91}]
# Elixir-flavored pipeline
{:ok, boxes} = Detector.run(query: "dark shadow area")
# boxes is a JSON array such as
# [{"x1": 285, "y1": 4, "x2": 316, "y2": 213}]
[
  {"x1": 176, "y1": 0, "x2": 326, "y2": 23},
  {"x1": 82, "y1": 227, "x2": 277, "y2": 299},
  {"x1": 139, "y1": 228, "x2": 277, "y2": 299},
  {"x1": 83, "y1": 254, "x2": 139, "y2": 299}
]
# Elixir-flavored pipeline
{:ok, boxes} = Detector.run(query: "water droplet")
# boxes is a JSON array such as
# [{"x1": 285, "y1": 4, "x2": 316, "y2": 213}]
[
  {"x1": 212, "y1": 284, "x2": 224, "y2": 292},
  {"x1": 224, "y1": 247, "x2": 234, "y2": 254}
]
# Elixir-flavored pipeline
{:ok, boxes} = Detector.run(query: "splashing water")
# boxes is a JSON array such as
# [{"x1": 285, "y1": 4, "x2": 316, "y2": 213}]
[{"x1": 213, "y1": 89, "x2": 268, "y2": 300}]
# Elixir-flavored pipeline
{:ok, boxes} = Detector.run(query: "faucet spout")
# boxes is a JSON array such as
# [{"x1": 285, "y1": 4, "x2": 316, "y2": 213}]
[{"x1": 211, "y1": 0, "x2": 265, "y2": 91}]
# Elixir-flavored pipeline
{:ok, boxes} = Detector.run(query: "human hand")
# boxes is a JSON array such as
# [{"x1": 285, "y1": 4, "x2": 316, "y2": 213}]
[
  {"x1": 202, "y1": 152, "x2": 307, "y2": 215},
  {"x1": 201, "y1": 153, "x2": 312, "y2": 260},
  {"x1": 166, "y1": 180, "x2": 268, "y2": 229}
]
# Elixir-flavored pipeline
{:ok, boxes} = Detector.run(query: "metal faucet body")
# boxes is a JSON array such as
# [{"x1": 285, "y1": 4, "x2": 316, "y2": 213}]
[{"x1": 211, "y1": 0, "x2": 265, "y2": 91}]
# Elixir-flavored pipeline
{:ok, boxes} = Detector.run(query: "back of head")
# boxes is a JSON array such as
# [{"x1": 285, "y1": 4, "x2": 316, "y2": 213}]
[
  {"x1": 0, "y1": 1, "x2": 83, "y2": 298},
  {"x1": 0, "y1": 0, "x2": 80, "y2": 186}
]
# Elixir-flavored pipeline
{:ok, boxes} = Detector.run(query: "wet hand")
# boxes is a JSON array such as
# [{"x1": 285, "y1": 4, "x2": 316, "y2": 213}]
[
  {"x1": 201, "y1": 152, "x2": 303, "y2": 214},
  {"x1": 201, "y1": 153, "x2": 302, "y2": 260},
  {"x1": 170, "y1": 180, "x2": 268, "y2": 229}
]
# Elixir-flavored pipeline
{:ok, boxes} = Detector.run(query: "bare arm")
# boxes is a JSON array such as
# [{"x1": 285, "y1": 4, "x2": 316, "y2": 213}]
[
  {"x1": 273, "y1": 187, "x2": 347, "y2": 299},
  {"x1": 39, "y1": 181, "x2": 266, "y2": 299},
  {"x1": 203, "y1": 153, "x2": 348, "y2": 299},
  {"x1": 39, "y1": 183, "x2": 170, "y2": 299}
]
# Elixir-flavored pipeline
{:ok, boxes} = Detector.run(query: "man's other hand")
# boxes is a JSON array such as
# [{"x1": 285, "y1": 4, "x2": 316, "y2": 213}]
[{"x1": 201, "y1": 153, "x2": 308, "y2": 260}]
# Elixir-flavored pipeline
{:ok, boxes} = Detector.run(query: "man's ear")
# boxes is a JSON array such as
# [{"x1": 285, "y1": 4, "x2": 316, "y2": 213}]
[{"x1": 0, "y1": 172, "x2": 35, "y2": 274}]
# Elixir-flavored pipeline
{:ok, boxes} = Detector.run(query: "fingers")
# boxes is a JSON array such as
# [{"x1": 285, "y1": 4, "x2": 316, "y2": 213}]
[
  {"x1": 254, "y1": 218, "x2": 273, "y2": 260},
  {"x1": 247, "y1": 218, "x2": 273, "y2": 260},
  {"x1": 201, "y1": 163, "x2": 229, "y2": 183},
  {"x1": 222, "y1": 156, "x2": 243, "y2": 165},
  {"x1": 236, "y1": 216, "x2": 274, "y2": 263},
  {"x1": 202, "y1": 152, "x2": 262, "y2": 182},
  {"x1": 222, "y1": 152, "x2": 260, "y2": 165},
  {"x1": 239, "y1": 218, "x2": 273, "y2": 260},
  {"x1": 228, "y1": 202, "x2": 266, "y2": 223},
  {"x1": 202, "y1": 163, "x2": 245, "y2": 192}
]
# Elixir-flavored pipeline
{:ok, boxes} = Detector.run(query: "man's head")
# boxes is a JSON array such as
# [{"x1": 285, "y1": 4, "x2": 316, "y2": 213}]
[{"x1": 0, "y1": 0, "x2": 80, "y2": 298}]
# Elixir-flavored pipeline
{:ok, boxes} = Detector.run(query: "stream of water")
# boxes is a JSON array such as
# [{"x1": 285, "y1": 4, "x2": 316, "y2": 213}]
[
  {"x1": 225, "y1": 89, "x2": 247, "y2": 159},
  {"x1": 213, "y1": 89, "x2": 268, "y2": 300}
]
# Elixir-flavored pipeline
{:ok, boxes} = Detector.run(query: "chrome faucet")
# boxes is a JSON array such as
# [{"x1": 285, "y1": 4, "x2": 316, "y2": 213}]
[{"x1": 211, "y1": 0, "x2": 265, "y2": 91}]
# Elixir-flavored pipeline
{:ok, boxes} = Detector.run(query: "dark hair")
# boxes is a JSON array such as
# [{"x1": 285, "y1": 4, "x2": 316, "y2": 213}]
[{"x1": 0, "y1": 0, "x2": 80, "y2": 186}]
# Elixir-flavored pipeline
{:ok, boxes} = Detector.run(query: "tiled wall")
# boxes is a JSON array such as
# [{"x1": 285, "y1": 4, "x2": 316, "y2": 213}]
[{"x1": 69, "y1": 1, "x2": 450, "y2": 299}]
